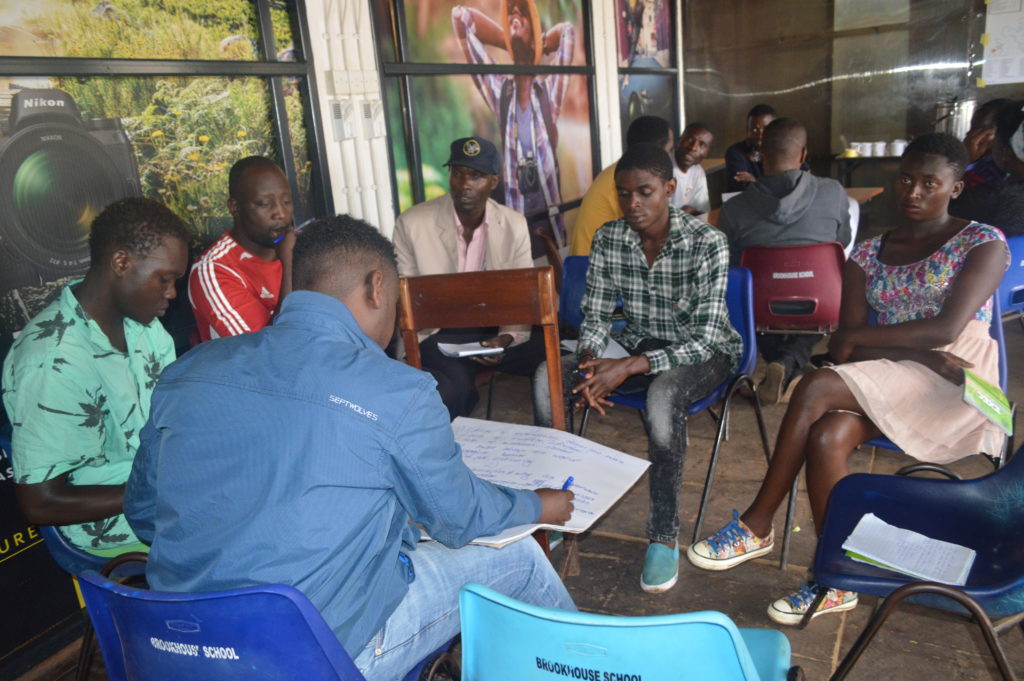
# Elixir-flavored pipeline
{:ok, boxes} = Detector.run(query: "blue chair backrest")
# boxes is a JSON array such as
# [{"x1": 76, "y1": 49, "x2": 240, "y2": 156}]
[
  {"x1": 727, "y1": 267, "x2": 757, "y2": 379},
  {"x1": 459, "y1": 582, "x2": 772, "y2": 681},
  {"x1": 560, "y1": 255, "x2": 589, "y2": 330},
  {"x1": 998, "y1": 235, "x2": 1024, "y2": 316},
  {"x1": 77, "y1": 570, "x2": 366, "y2": 681},
  {"x1": 38, "y1": 524, "x2": 111, "y2": 576}
]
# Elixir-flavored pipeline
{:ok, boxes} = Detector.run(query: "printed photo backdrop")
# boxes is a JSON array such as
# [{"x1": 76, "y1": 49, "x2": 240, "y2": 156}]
[
  {"x1": 380, "y1": 0, "x2": 594, "y2": 251},
  {"x1": 0, "y1": 0, "x2": 311, "y2": 362},
  {"x1": 615, "y1": 0, "x2": 677, "y2": 140}
]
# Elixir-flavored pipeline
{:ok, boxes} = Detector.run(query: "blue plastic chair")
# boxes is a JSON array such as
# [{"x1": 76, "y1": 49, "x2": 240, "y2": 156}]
[
  {"x1": 77, "y1": 569, "x2": 453, "y2": 681},
  {"x1": 997, "y1": 235, "x2": 1024, "y2": 328},
  {"x1": 459, "y1": 582, "x2": 797, "y2": 681},
  {"x1": 560, "y1": 255, "x2": 626, "y2": 333},
  {"x1": 806, "y1": 444, "x2": 1024, "y2": 681},
  {"x1": 563, "y1": 265, "x2": 795, "y2": 567},
  {"x1": 865, "y1": 293, "x2": 1012, "y2": 470}
]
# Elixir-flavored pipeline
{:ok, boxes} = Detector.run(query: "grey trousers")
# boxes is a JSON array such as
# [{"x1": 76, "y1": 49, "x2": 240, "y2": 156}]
[{"x1": 534, "y1": 352, "x2": 734, "y2": 542}]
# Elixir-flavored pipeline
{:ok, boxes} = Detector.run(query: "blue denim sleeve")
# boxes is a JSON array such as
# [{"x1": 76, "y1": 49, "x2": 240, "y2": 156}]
[
  {"x1": 387, "y1": 380, "x2": 541, "y2": 548},
  {"x1": 124, "y1": 414, "x2": 158, "y2": 545}
]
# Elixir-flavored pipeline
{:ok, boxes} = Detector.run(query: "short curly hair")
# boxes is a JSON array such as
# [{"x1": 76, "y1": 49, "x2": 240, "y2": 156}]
[
  {"x1": 88, "y1": 197, "x2": 190, "y2": 263},
  {"x1": 615, "y1": 142, "x2": 674, "y2": 183},
  {"x1": 293, "y1": 214, "x2": 397, "y2": 294},
  {"x1": 903, "y1": 133, "x2": 969, "y2": 180}
]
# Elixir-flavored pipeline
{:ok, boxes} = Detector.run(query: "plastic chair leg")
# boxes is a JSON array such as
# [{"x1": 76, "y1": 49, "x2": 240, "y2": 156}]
[
  {"x1": 895, "y1": 463, "x2": 962, "y2": 479},
  {"x1": 829, "y1": 582, "x2": 1017, "y2": 681},
  {"x1": 485, "y1": 374, "x2": 496, "y2": 420},
  {"x1": 578, "y1": 406, "x2": 591, "y2": 437},
  {"x1": 76, "y1": 552, "x2": 149, "y2": 681}
]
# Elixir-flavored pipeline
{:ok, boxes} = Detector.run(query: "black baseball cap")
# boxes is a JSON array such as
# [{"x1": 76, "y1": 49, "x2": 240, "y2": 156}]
[{"x1": 443, "y1": 136, "x2": 500, "y2": 175}]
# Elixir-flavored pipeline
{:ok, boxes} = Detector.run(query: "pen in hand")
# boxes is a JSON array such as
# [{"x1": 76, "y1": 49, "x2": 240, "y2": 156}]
[{"x1": 561, "y1": 476, "x2": 574, "y2": 491}]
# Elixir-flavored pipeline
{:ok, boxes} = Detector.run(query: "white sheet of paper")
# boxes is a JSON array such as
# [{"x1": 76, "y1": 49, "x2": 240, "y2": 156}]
[
  {"x1": 437, "y1": 342, "x2": 505, "y2": 358},
  {"x1": 451, "y1": 417, "x2": 649, "y2": 546},
  {"x1": 559, "y1": 338, "x2": 629, "y2": 359},
  {"x1": 841, "y1": 513, "x2": 976, "y2": 586}
]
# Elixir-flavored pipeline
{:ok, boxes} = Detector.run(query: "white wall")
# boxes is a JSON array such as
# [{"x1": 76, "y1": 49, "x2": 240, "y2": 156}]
[{"x1": 304, "y1": 0, "x2": 681, "y2": 234}]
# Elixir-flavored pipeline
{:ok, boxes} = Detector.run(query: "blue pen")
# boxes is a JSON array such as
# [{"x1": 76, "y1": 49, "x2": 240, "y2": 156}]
[{"x1": 561, "y1": 476, "x2": 574, "y2": 490}]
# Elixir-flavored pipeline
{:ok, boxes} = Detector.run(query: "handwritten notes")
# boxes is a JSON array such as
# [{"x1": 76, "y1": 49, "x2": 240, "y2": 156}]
[
  {"x1": 451, "y1": 418, "x2": 649, "y2": 546},
  {"x1": 842, "y1": 513, "x2": 976, "y2": 586}
]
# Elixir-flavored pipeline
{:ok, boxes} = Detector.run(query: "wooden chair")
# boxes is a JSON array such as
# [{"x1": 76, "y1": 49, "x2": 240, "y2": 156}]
[{"x1": 398, "y1": 266, "x2": 566, "y2": 431}]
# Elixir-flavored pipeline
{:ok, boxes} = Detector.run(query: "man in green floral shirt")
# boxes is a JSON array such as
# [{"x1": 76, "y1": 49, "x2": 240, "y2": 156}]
[
  {"x1": 535, "y1": 143, "x2": 741, "y2": 593},
  {"x1": 2, "y1": 197, "x2": 189, "y2": 556}
]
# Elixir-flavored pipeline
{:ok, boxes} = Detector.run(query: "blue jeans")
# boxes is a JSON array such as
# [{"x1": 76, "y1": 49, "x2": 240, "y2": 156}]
[
  {"x1": 353, "y1": 538, "x2": 574, "y2": 681},
  {"x1": 534, "y1": 353, "x2": 734, "y2": 543}
]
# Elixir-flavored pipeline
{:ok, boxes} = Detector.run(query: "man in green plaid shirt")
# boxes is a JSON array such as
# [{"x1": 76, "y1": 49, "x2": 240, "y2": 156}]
[{"x1": 536, "y1": 143, "x2": 741, "y2": 593}]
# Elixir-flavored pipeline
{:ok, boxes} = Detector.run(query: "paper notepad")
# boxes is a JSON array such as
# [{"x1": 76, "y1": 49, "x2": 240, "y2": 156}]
[
  {"x1": 842, "y1": 513, "x2": 976, "y2": 586},
  {"x1": 560, "y1": 338, "x2": 629, "y2": 359},
  {"x1": 437, "y1": 342, "x2": 504, "y2": 358},
  {"x1": 444, "y1": 418, "x2": 649, "y2": 547}
]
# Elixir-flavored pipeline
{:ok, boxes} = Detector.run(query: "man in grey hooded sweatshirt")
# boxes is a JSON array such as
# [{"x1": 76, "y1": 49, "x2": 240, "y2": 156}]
[{"x1": 717, "y1": 118, "x2": 851, "y2": 403}]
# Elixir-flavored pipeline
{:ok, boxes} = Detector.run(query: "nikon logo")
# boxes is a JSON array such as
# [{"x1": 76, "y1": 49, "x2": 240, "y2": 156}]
[{"x1": 23, "y1": 98, "x2": 65, "y2": 109}]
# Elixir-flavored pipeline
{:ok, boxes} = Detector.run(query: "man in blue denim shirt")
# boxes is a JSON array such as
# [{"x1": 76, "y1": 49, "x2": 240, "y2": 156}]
[{"x1": 125, "y1": 215, "x2": 575, "y2": 681}]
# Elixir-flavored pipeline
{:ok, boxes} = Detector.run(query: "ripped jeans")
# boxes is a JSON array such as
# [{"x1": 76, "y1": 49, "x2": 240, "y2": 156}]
[{"x1": 534, "y1": 352, "x2": 734, "y2": 543}]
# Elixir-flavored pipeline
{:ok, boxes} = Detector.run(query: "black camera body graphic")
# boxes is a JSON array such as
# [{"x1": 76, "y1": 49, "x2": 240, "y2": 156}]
[{"x1": 0, "y1": 88, "x2": 140, "y2": 292}]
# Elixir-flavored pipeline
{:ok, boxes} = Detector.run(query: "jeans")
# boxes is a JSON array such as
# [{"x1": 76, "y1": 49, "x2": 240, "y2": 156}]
[
  {"x1": 419, "y1": 327, "x2": 547, "y2": 421},
  {"x1": 353, "y1": 538, "x2": 574, "y2": 681},
  {"x1": 534, "y1": 352, "x2": 734, "y2": 543},
  {"x1": 757, "y1": 333, "x2": 822, "y2": 379}
]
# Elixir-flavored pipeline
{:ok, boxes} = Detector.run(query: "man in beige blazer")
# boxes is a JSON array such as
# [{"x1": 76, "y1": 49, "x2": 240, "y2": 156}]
[{"x1": 393, "y1": 136, "x2": 543, "y2": 420}]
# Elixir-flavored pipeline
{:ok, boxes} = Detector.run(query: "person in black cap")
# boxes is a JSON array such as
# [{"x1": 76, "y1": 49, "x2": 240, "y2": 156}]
[{"x1": 393, "y1": 136, "x2": 545, "y2": 420}]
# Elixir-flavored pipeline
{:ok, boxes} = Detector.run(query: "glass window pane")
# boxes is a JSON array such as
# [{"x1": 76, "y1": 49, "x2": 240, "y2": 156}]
[
  {"x1": 619, "y1": 73, "x2": 677, "y2": 141},
  {"x1": 400, "y1": 0, "x2": 587, "y2": 67},
  {"x1": 616, "y1": 0, "x2": 674, "y2": 68},
  {"x1": 406, "y1": 72, "x2": 593, "y2": 250},
  {"x1": 0, "y1": 74, "x2": 298, "y2": 346},
  {"x1": 1, "y1": 1, "x2": 264, "y2": 60}
]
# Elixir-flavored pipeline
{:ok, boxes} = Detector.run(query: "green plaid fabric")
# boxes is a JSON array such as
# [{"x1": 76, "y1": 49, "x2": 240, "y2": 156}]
[{"x1": 579, "y1": 208, "x2": 742, "y2": 374}]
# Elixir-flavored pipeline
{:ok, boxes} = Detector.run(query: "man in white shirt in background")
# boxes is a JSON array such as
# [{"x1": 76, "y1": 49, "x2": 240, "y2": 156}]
[{"x1": 672, "y1": 122, "x2": 713, "y2": 215}]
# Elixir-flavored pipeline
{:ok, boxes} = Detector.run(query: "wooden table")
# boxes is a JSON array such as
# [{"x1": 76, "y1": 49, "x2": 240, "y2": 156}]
[
  {"x1": 703, "y1": 186, "x2": 884, "y2": 227},
  {"x1": 845, "y1": 186, "x2": 884, "y2": 204},
  {"x1": 700, "y1": 157, "x2": 725, "y2": 173}
]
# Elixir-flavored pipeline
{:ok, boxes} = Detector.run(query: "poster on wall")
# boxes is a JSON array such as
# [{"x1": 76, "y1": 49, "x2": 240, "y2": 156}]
[
  {"x1": 390, "y1": 0, "x2": 593, "y2": 249},
  {"x1": 982, "y1": 0, "x2": 1024, "y2": 85},
  {"x1": 0, "y1": 1, "x2": 308, "y2": 362},
  {"x1": 616, "y1": 0, "x2": 672, "y2": 68},
  {"x1": 615, "y1": 0, "x2": 676, "y2": 139}
]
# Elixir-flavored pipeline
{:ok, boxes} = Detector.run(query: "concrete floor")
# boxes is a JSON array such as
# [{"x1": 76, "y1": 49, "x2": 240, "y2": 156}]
[
  {"x1": 17, "y1": 322, "x2": 1024, "y2": 681},
  {"x1": 479, "y1": 320, "x2": 1024, "y2": 681}
]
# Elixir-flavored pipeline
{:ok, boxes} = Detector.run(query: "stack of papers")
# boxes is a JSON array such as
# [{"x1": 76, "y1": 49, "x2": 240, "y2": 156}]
[
  {"x1": 437, "y1": 342, "x2": 504, "y2": 358},
  {"x1": 842, "y1": 513, "x2": 976, "y2": 586}
]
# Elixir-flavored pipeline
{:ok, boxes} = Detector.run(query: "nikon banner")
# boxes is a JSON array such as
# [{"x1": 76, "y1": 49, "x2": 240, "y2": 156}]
[{"x1": 0, "y1": 431, "x2": 79, "y2": 676}]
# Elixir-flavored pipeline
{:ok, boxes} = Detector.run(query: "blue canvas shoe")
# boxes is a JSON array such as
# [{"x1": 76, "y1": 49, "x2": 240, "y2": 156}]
[{"x1": 640, "y1": 543, "x2": 679, "y2": 593}]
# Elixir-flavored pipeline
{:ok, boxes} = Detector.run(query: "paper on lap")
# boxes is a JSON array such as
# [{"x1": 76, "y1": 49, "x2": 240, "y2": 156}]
[
  {"x1": 560, "y1": 338, "x2": 629, "y2": 359},
  {"x1": 449, "y1": 417, "x2": 649, "y2": 547},
  {"x1": 437, "y1": 342, "x2": 505, "y2": 358}
]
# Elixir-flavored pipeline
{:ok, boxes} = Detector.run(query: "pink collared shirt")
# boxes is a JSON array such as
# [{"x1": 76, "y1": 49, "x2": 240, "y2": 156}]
[
  {"x1": 455, "y1": 206, "x2": 489, "y2": 272},
  {"x1": 453, "y1": 205, "x2": 524, "y2": 346}
]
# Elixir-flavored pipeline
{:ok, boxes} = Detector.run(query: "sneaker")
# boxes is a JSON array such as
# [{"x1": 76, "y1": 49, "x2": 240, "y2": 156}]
[
  {"x1": 640, "y1": 543, "x2": 679, "y2": 593},
  {"x1": 687, "y1": 510, "x2": 774, "y2": 571},
  {"x1": 767, "y1": 581, "x2": 858, "y2": 626}
]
